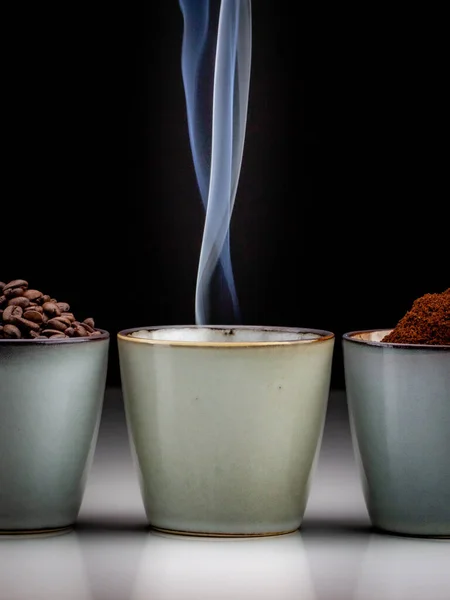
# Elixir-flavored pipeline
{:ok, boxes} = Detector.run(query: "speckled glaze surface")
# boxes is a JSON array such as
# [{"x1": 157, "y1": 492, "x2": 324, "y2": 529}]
[
  {"x1": 0, "y1": 332, "x2": 109, "y2": 532},
  {"x1": 343, "y1": 329, "x2": 450, "y2": 537},
  {"x1": 118, "y1": 325, "x2": 334, "y2": 536}
]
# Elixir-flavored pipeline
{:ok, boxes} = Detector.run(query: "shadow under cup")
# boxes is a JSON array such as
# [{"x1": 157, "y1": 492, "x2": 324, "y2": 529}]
[
  {"x1": 118, "y1": 325, "x2": 335, "y2": 537},
  {"x1": 343, "y1": 330, "x2": 450, "y2": 537},
  {"x1": 0, "y1": 332, "x2": 109, "y2": 534}
]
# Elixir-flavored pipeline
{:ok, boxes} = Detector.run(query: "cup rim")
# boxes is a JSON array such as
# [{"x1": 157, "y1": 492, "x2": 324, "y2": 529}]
[
  {"x1": 343, "y1": 329, "x2": 450, "y2": 351},
  {"x1": 117, "y1": 325, "x2": 335, "y2": 348},
  {"x1": 0, "y1": 328, "x2": 110, "y2": 345}
]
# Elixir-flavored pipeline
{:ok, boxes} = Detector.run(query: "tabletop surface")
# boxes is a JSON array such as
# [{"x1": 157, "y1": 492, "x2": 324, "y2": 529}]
[{"x1": 1, "y1": 388, "x2": 448, "y2": 600}]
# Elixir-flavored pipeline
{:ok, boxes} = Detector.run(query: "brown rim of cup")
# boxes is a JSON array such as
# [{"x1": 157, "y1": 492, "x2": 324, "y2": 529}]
[
  {"x1": 343, "y1": 329, "x2": 450, "y2": 351},
  {"x1": 117, "y1": 325, "x2": 335, "y2": 348},
  {"x1": 0, "y1": 329, "x2": 109, "y2": 345}
]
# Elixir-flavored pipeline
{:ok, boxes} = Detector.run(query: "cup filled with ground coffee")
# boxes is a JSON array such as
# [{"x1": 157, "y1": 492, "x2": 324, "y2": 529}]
[
  {"x1": 343, "y1": 288, "x2": 450, "y2": 537},
  {"x1": 0, "y1": 279, "x2": 109, "y2": 535}
]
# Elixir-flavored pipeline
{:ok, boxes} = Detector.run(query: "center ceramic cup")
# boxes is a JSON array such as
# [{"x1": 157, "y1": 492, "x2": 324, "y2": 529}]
[
  {"x1": 0, "y1": 332, "x2": 109, "y2": 535},
  {"x1": 118, "y1": 325, "x2": 335, "y2": 537}
]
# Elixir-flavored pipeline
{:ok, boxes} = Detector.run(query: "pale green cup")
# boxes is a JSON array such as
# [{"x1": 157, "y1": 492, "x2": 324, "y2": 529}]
[
  {"x1": 118, "y1": 325, "x2": 334, "y2": 536},
  {"x1": 0, "y1": 332, "x2": 109, "y2": 534}
]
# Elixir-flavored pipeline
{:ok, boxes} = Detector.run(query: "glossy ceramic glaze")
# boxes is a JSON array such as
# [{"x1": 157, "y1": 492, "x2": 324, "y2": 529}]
[
  {"x1": 118, "y1": 325, "x2": 334, "y2": 536},
  {"x1": 343, "y1": 329, "x2": 450, "y2": 537},
  {"x1": 0, "y1": 332, "x2": 109, "y2": 533}
]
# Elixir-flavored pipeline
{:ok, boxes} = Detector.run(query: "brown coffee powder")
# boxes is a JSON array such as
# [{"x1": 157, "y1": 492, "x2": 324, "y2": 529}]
[{"x1": 382, "y1": 288, "x2": 450, "y2": 345}]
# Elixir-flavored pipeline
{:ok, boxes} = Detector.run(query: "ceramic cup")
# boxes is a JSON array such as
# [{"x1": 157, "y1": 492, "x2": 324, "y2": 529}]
[
  {"x1": 0, "y1": 331, "x2": 109, "y2": 534},
  {"x1": 343, "y1": 329, "x2": 450, "y2": 537},
  {"x1": 118, "y1": 325, "x2": 334, "y2": 537}
]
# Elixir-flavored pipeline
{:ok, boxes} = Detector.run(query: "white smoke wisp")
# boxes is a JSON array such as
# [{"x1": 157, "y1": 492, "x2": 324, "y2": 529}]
[{"x1": 195, "y1": 0, "x2": 252, "y2": 324}]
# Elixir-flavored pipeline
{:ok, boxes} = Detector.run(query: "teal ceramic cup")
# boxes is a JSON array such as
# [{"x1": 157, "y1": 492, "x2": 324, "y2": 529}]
[
  {"x1": 118, "y1": 325, "x2": 335, "y2": 537},
  {"x1": 0, "y1": 332, "x2": 109, "y2": 534},
  {"x1": 343, "y1": 329, "x2": 450, "y2": 537}
]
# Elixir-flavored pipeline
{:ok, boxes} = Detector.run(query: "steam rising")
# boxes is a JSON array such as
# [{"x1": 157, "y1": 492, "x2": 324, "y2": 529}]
[{"x1": 179, "y1": 0, "x2": 252, "y2": 324}]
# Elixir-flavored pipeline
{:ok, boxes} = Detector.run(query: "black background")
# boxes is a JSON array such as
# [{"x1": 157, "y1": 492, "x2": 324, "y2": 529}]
[{"x1": 3, "y1": 3, "x2": 447, "y2": 389}]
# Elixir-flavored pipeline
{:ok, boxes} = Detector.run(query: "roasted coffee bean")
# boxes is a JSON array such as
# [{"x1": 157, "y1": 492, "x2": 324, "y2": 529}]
[
  {"x1": 62, "y1": 312, "x2": 75, "y2": 322},
  {"x1": 46, "y1": 317, "x2": 68, "y2": 332},
  {"x1": 8, "y1": 296, "x2": 30, "y2": 309},
  {"x1": 83, "y1": 317, "x2": 95, "y2": 329},
  {"x1": 74, "y1": 324, "x2": 88, "y2": 337},
  {"x1": 14, "y1": 317, "x2": 40, "y2": 333},
  {"x1": 0, "y1": 282, "x2": 5, "y2": 292},
  {"x1": 56, "y1": 302, "x2": 70, "y2": 312},
  {"x1": 23, "y1": 289, "x2": 43, "y2": 301},
  {"x1": 65, "y1": 327, "x2": 75, "y2": 337},
  {"x1": 49, "y1": 333, "x2": 66, "y2": 339},
  {"x1": 27, "y1": 304, "x2": 43, "y2": 313},
  {"x1": 3, "y1": 279, "x2": 28, "y2": 292},
  {"x1": 0, "y1": 296, "x2": 6, "y2": 308},
  {"x1": 55, "y1": 316, "x2": 72, "y2": 327},
  {"x1": 4, "y1": 287, "x2": 25, "y2": 299},
  {"x1": 3, "y1": 324, "x2": 22, "y2": 338},
  {"x1": 42, "y1": 302, "x2": 61, "y2": 317},
  {"x1": 41, "y1": 328, "x2": 66, "y2": 337},
  {"x1": 23, "y1": 309, "x2": 44, "y2": 323},
  {"x1": 82, "y1": 321, "x2": 94, "y2": 333},
  {"x1": 3, "y1": 304, "x2": 23, "y2": 323},
  {"x1": 38, "y1": 294, "x2": 51, "y2": 305}
]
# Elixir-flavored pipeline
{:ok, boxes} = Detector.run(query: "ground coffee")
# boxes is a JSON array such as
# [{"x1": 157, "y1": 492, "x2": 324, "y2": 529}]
[
  {"x1": 0, "y1": 279, "x2": 101, "y2": 339},
  {"x1": 382, "y1": 288, "x2": 450, "y2": 345}
]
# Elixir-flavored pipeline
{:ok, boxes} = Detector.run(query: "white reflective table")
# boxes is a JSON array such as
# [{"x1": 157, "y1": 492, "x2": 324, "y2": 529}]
[{"x1": 1, "y1": 390, "x2": 448, "y2": 600}]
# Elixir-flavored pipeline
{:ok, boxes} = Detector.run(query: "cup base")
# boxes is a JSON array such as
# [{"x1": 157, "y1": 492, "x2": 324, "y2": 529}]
[
  {"x1": 0, "y1": 525, "x2": 73, "y2": 539},
  {"x1": 374, "y1": 526, "x2": 450, "y2": 540},
  {"x1": 150, "y1": 525, "x2": 299, "y2": 538}
]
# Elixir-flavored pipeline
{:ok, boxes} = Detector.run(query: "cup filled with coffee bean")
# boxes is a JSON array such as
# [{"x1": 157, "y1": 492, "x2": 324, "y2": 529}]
[
  {"x1": 0, "y1": 279, "x2": 109, "y2": 535},
  {"x1": 343, "y1": 288, "x2": 450, "y2": 537}
]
